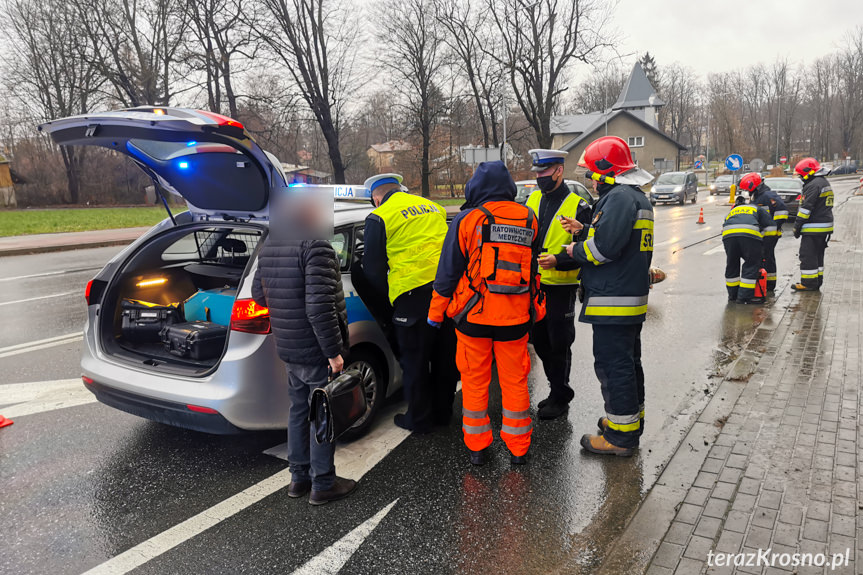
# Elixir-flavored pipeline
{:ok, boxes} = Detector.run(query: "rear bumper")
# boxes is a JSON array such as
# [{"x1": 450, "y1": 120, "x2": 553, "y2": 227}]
[{"x1": 84, "y1": 378, "x2": 245, "y2": 434}]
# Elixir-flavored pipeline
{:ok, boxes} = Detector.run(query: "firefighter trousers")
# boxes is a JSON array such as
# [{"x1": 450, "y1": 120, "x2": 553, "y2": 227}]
[
  {"x1": 762, "y1": 236, "x2": 778, "y2": 291},
  {"x1": 531, "y1": 284, "x2": 577, "y2": 404},
  {"x1": 799, "y1": 234, "x2": 827, "y2": 289},
  {"x1": 593, "y1": 323, "x2": 644, "y2": 449},
  {"x1": 723, "y1": 236, "x2": 762, "y2": 302},
  {"x1": 456, "y1": 329, "x2": 532, "y2": 456}
]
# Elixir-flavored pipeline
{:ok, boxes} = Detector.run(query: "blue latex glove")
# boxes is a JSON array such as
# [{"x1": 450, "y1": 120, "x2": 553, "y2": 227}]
[{"x1": 427, "y1": 318, "x2": 441, "y2": 328}]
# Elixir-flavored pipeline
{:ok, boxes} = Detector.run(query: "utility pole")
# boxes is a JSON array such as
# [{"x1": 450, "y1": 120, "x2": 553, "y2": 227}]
[
  {"x1": 775, "y1": 92, "x2": 782, "y2": 165},
  {"x1": 501, "y1": 90, "x2": 508, "y2": 167}
]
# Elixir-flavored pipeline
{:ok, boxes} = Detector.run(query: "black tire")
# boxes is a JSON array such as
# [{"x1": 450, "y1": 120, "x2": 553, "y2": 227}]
[
  {"x1": 679, "y1": 193, "x2": 686, "y2": 205},
  {"x1": 691, "y1": 191, "x2": 697, "y2": 203},
  {"x1": 339, "y1": 347, "x2": 387, "y2": 441}
]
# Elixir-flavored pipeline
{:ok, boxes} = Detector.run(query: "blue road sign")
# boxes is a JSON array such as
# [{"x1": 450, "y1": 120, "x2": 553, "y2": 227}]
[
  {"x1": 694, "y1": 160, "x2": 704, "y2": 169},
  {"x1": 725, "y1": 154, "x2": 743, "y2": 171}
]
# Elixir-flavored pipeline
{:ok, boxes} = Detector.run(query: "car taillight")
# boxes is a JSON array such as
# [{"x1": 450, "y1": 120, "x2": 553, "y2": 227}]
[
  {"x1": 82, "y1": 376, "x2": 94, "y2": 385},
  {"x1": 796, "y1": 194, "x2": 803, "y2": 201},
  {"x1": 230, "y1": 299, "x2": 271, "y2": 334},
  {"x1": 85, "y1": 280, "x2": 93, "y2": 304},
  {"x1": 85, "y1": 279, "x2": 106, "y2": 305}
]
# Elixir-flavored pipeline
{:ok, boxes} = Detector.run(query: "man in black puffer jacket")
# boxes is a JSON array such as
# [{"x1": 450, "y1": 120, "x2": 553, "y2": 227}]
[{"x1": 252, "y1": 202, "x2": 356, "y2": 505}]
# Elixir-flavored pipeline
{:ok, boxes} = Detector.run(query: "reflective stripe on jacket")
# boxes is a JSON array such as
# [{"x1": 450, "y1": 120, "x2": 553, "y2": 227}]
[
  {"x1": 794, "y1": 175, "x2": 834, "y2": 236},
  {"x1": 750, "y1": 184, "x2": 789, "y2": 237},
  {"x1": 722, "y1": 204, "x2": 772, "y2": 240},
  {"x1": 570, "y1": 183, "x2": 653, "y2": 325}
]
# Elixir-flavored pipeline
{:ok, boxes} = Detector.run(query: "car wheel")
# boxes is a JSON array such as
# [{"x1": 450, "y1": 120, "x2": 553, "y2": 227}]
[
  {"x1": 679, "y1": 194, "x2": 685, "y2": 205},
  {"x1": 691, "y1": 191, "x2": 697, "y2": 204},
  {"x1": 339, "y1": 348, "x2": 387, "y2": 441},
  {"x1": 650, "y1": 200, "x2": 657, "y2": 206}
]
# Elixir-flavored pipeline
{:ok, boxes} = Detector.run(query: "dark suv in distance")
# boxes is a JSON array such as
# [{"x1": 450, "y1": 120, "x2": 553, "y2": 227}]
[
  {"x1": 709, "y1": 175, "x2": 733, "y2": 195},
  {"x1": 650, "y1": 171, "x2": 698, "y2": 205}
]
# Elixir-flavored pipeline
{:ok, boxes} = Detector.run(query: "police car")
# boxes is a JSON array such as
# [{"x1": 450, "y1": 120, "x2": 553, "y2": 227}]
[{"x1": 39, "y1": 107, "x2": 401, "y2": 438}]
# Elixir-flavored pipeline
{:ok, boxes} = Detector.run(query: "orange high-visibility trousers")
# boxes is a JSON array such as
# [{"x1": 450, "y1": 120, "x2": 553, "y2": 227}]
[{"x1": 456, "y1": 330, "x2": 532, "y2": 456}]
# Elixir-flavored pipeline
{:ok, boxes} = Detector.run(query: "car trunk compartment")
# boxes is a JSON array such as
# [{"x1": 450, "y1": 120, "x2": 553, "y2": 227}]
[{"x1": 99, "y1": 223, "x2": 265, "y2": 376}]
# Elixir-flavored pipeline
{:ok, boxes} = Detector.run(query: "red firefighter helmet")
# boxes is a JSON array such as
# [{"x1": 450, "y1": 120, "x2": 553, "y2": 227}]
[
  {"x1": 579, "y1": 136, "x2": 636, "y2": 177},
  {"x1": 794, "y1": 157, "x2": 821, "y2": 179},
  {"x1": 738, "y1": 172, "x2": 763, "y2": 193}
]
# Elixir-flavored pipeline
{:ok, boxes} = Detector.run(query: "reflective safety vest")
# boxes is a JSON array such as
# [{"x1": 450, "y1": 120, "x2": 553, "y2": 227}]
[
  {"x1": 722, "y1": 205, "x2": 771, "y2": 240},
  {"x1": 437, "y1": 201, "x2": 544, "y2": 327},
  {"x1": 371, "y1": 191, "x2": 447, "y2": 304},
  {"x1": 525, "y1": 189, "x2": 588, "y2": 285}
]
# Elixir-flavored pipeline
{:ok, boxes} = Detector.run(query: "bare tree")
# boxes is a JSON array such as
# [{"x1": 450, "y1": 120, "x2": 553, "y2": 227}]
[
  {"x1": 658, "y1": 64, "x2": 699, "y2": 160},
  {"x1": 70, "y1": 0, "x2": 187, "y2": 106},
  {"x1": 486, "y1": 0, "x2": 613, "y2": 148},
  {"x1": 377, "y1": 0, "x2": 446, "y2": 197},
  {"x1": 1, "y1": 0, "x2": 104, "y2": 203},
  {"x1": 435, "y1": 0, "x2": 504, "y2": 147},
  {"x1": 183, "y1": 0, "x2": 258, "y2": 118},
  {"x1": 564, "y1": 63, "x2": 627, "y2": 114},
  {"x1": 835, "y1": 27, "x2": 863, "y2": 161},
  {"x1": 257, "y1": 0, "x2": 357, "y2": 183}
]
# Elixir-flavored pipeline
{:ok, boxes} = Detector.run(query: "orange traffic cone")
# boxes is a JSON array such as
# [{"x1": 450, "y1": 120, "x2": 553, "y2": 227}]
[
  {"x1": 0, "y1": 415, "x2": 13, "y2": 429},
  {"x1": 696, "y1": 208, "x2": 705, "y2": 224}
]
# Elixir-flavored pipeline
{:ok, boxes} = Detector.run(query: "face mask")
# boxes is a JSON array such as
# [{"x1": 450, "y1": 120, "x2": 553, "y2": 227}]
[{"x1": 537, "y1": 175, "x2": 557, "y2": 192}]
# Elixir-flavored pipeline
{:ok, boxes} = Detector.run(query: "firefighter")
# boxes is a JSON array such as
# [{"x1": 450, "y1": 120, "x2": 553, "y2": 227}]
[
  {"x1": 739, "y1": 172, "x2": 789, "y2": 292},
  {"x1": 722, "y1": 194, "x2": 774, "y2": 304},
  {"x1": 564, "y1": 136, "x2": 654, "y2": 456},
  {"x1": 363, "y1": 173, "x2": 455, "y2": 434},
  {"x1": 525, "y1": 149, "x2": 592, "y2": 420},
  {"x1": 791, "y1": 158, "x2": 834, "y2": 291},
  {"x1": 428, "y1": 161, "x2": 545, "y2": 465}
]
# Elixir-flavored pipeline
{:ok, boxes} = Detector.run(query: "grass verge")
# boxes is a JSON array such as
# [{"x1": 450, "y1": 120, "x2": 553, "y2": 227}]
[{"x1": 0, "y1": 207, "x2": 171, "y2": 237}]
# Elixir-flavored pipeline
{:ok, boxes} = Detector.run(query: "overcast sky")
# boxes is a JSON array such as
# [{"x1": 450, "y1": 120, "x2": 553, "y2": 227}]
[{"x1": 610, "y1": 0, "x2": 863, "y2": 75}]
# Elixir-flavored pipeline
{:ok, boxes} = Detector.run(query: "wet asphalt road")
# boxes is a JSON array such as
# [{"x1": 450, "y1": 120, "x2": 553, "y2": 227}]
[{"x1": 2, "y1": 180, "x2": 857, "y2": 575}]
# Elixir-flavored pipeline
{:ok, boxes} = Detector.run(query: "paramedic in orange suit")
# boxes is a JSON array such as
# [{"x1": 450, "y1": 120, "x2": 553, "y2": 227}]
[{"x1": 428, "y1": 161, "x2": 545, "y2": 466}]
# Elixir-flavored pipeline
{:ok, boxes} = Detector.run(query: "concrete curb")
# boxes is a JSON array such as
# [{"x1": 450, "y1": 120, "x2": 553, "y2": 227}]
[
  {"x1": 595, "y1": 289, "x2": 794, "y2": 575},
  {"x1": 0, "y1": 238, "x2": 137, "y2": 257}
]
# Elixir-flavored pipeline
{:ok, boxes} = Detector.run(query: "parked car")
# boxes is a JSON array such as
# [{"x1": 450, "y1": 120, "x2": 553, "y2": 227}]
[
  {"x1": 764, "y1": 177, "x2": 804, "y2": 217},
  {"x1": 39, "y1": 106, "x2": 401, "y2": 438},
  {"x1": 709, "y1": 175, "x2": 734, "y2": 195},
  {"x1": 650, "y1": 171, "x2": 698, "y2": 205},
  {"x1": 514, "y1": 179, "x2": 595, "y2": 206},
  {"x1": 830, "y1": 163, "x2": 858, "y2": 175}
]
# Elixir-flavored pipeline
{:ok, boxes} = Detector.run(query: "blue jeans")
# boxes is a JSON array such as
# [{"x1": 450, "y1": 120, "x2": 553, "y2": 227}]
[{"x1": 286, "y1": 362, "x2": 335, "y2": 491}]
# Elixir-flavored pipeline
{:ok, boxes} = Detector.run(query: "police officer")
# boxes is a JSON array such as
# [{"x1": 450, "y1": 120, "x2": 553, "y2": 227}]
[
  {"x1": 428, "y1": 161, "x2": 544, "y2": 465},
  {"x1": 362, "y1": 173, "x2": 455, "y2": 433},
  {"x1": 791, "y1": 158, "x2": 834, "y2": 291},
  {"x1": 563, "y1": 136, "x2": 653, "y2": 456},
  {"x1": 722, "y1": 194, "x2": 774, "y2": 304},
  {"x1": 525, "y1": 149, "x2": 592, "y2": 420},
  {"x1": 738, "y1": 172, "x2": 788, "y2": 292}
]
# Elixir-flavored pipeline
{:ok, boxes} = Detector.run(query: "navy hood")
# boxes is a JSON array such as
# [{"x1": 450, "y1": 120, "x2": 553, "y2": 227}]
[{"x1": 462, "y1": 161, "x2": 517, "y2": 209}]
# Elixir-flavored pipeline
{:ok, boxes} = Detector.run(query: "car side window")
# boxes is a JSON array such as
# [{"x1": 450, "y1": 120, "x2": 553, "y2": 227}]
[{"x1": 331, "y1": 228, "x2": 352, "y2": 272}]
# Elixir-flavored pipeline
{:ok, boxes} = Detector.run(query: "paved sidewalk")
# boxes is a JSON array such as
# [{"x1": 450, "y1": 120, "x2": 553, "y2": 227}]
[
  {"x1": 642, "y1": 199, "x2": 863, "y2": 574},
  {"x1": 0, "y1": 227, "x2": 150, "y2": 256}
]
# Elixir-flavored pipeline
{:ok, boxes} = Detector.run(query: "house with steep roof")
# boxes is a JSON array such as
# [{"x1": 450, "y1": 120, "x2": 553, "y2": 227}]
[
  {"x1": 551, "y1": 62, "x2": 685, "y2": 178},
  {"x1": 367, "y1": 140, "x2": 413, "y2": 172}
]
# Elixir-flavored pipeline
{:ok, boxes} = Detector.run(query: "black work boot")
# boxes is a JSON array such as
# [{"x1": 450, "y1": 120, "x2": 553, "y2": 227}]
[
  {"x1": 538, "y1": 400, "x2": 569, "y2": 420},
  {"x1": 309, "y1": 477, "x2": 358, "y2": 506},
  {"x1": 537, "y1": 395, "x2": 553, "y2": 410},
  {"x1": 469, "y1": 447, "x2": 489, "y2": 466},
  {"x1": 510, "y1": 452, "x2": 528, "y2": 465}
]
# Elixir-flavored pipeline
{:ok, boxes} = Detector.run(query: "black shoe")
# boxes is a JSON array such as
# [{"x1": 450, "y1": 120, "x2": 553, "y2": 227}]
[
  {"x1": 394, "y1": 413, "x2": 431, "y2": 434},
  {"x1": 538, "y1": 400, "x2": 569, "y2": 420},
  {"x1": 309, "y1": 476, "x2": 357, "y2": 506},
  {"x1": 739, "y1": 297, "x2": 765, "y2": 305},
  {"x1": 469, "y1": 448, "x2": 488, "y2": 466},
  {"x1": 510, "y1": 453, "x2": 528, "y2": 465},
  {"x1": 537, "y1": 395, "x2": 553, "y2": 409},
  {"x1": 288, "y1": 480, "x2": 311, "y2": 498}
]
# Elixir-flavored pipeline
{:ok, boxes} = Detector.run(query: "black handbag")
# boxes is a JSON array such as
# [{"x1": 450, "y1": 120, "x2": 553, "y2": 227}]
[{"x1": 309, "y1": 368, "x2": 367, "y2": 443}]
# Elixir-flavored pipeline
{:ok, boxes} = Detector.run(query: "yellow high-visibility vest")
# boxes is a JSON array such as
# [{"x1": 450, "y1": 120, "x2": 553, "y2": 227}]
[
  {"x1": 372, "y1": 191, "x2": 447, "y2": 303},
  {"x1": 526, "y1": 189, "x2": 587, "y2": 285}
]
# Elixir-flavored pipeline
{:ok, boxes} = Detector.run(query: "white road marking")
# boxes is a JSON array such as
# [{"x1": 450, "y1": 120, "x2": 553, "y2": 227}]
[
  {"x1": 0, "y1": 333, "x2": 83, "y2": 359},
  {"x1": 0, "y1": 291, "x2": 79, "y2": 307},
  {"x1": 0, "y1": 379, "x2": 96, "y2": 418},
  {"x1": 81, "y1": 412, "x2": 412, "y2": 575},
  {"x1": 703, "y1": 244, "x2": 725, "y2": 256},
  {"x1": 0, "y1": 267, "x2": 100, "y2": 283},
  {"x1": 291, "y1": 499, "x2": 399, "y2": 575}
]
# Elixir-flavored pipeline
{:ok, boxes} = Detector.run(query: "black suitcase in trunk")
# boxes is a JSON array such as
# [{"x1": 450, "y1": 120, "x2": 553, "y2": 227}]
[
  {"x1": 121, "y1": 299, "x2": 181, "y2": 343},
  {"x1": 160, "y1": 321, "x2": 228, "y2": 361}
]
